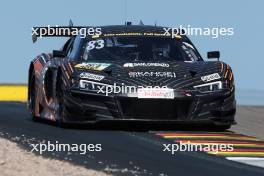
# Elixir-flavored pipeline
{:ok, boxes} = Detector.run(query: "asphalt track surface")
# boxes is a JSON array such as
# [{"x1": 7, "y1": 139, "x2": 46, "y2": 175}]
[{"x1": 0, "y1": 102, "x2": 264, "y2": 176}]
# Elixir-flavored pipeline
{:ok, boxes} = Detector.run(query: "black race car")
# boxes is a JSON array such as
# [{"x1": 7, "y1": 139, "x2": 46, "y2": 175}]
[{"x1": 28, "y1": 25, "x2": 236, "y2": 130}]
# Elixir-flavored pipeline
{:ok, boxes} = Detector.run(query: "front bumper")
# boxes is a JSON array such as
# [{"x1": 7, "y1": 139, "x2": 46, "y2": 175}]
[{"x1": 62, "y1": 88, "x2": 236, "y2": 125}]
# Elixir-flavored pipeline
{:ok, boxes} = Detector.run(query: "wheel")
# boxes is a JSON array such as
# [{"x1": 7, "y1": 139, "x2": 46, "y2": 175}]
[
  {"x1": 56, "y1": 74, "x2": 68, "y2": 128},
  {"x1": 29, "y1": 71, "x2": 37, "y2": 121}
]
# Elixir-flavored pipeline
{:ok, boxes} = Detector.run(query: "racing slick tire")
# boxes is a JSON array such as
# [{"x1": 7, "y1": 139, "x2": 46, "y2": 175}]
[
  {"x1": 56, "y1": 73, "x2": 69, "y2": 128},
  {"x1": 28, "y1": 71, "x2": 38, "y2": 121}
]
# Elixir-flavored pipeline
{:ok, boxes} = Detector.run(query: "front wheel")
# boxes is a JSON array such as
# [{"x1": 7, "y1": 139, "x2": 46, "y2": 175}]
[
  {"x1": 29, "y1": 71, "x2": 37, "y2": 121},
  {"x1": 56, "y1": 75, "x2": 68, "y2": 128}
]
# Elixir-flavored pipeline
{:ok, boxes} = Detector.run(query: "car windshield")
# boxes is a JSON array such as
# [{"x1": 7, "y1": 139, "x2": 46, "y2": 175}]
[{"x1": 82, "y1": 36, "x2": 201, "y2": 62}]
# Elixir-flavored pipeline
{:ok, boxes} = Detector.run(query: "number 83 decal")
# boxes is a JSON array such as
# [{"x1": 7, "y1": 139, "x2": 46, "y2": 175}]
[{"x1": 86, "y1": 39, "x2": 105, "y2": 51}]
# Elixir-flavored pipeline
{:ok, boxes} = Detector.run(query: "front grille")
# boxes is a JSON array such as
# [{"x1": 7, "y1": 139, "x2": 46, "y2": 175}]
[{"x1": 118, "y1": 98, "x2": 192, "y2": 120}]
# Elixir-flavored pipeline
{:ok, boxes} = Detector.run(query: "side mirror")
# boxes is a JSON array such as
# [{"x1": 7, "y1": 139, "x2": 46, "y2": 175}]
[
  {"x1": 207, "y1": 51, "x2": 220, "y2": 61},
  {"x1": 53, "y1": 50, "x2": 66, "y2": 57}
]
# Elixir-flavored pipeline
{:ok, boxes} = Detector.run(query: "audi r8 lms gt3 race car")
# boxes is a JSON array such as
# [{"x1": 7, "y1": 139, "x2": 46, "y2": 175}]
[{"x1": 28, "y1": 25, "x2": 236, "y2": 130}]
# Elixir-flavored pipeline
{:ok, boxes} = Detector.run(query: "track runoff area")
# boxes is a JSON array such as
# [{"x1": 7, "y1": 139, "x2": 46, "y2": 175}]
[{"x1": 0, "y1": 84, "x2": 263, "y2": 168}]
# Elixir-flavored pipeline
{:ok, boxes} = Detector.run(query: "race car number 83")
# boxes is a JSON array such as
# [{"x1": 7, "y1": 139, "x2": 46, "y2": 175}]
[{"x1": 86, "y1": 39, "x2": 104, "y2": 51}]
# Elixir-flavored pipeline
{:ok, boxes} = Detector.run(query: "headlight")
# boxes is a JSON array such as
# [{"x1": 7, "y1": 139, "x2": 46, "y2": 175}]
[{"x1": 193, "y1": 81, "x2": 222, "y2": 92}]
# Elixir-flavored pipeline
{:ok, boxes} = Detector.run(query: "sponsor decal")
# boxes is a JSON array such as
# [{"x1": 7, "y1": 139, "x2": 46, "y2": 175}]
[
  {"x1": 75, "y1": 63, "x2": 111, "y2": 71},
  {"x1": 201, "y1": 73, "x2": 221, "y2": 82},
  {"x1": 123, "y1": 63, "x2": 169, "y2": 68},
  {"x1": 103, "y1": 32, "x2": 166, "y2": 37},
  {"x1": 138, "y1": 88, "x2": 174, "y2": 99},
  {"x1": 80, "y1": 72, "x2": 105, "y2": 81},
  {"x1": 129, "y1": 72, "x2": 176, "y2": 78}
]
